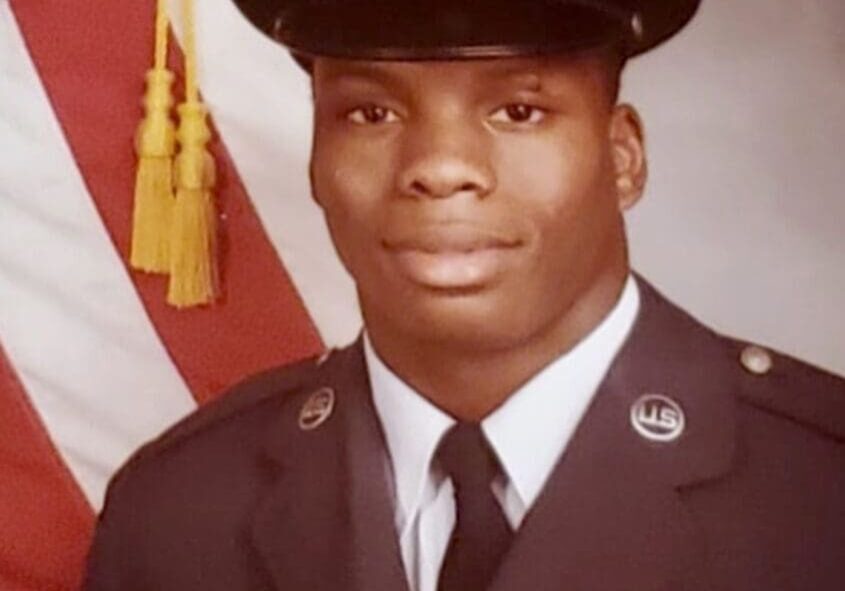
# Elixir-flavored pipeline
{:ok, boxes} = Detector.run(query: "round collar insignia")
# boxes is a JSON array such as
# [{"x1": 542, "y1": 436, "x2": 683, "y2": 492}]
[
  {"x1": 298, "y1": 387, "x2": 336, "y2": 431},
  {"x1": 630, "y1": 394, "x2": 685, "y2": 443}
]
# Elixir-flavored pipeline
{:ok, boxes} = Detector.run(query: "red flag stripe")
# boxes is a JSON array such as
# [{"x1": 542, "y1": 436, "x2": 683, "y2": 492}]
[
  {"x1": 9, "y1": 0, "x2": 324, "y2": 405},
  {"x1": 0, "y1": 342, "x2": 93, "y2": 591}
]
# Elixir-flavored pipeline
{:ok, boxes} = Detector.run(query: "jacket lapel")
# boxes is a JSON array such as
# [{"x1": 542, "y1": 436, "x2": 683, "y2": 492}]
[
  {"x1": 492, "y1": 278, "x2": 738, "y2": 591},
  {"x1": 343, "y1": 344, "x2": 411, "y2": 591},
  {"x1": 249, "y1": 342, "x2": 408, "y2": 591}
]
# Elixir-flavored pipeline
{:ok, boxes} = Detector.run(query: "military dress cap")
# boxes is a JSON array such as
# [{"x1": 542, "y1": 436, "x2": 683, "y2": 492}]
[{"x1": 233, "y1": 0, "x2": 701, "y2": 60}]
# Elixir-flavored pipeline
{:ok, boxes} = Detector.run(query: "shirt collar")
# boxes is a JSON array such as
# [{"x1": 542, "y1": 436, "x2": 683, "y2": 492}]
[
  {"x1": 483, "y1": 275, "x2": 640, "y2": 510},
  {"x1": 365, "y1": 335, "x2": 454, "y2": 533},
  {"x1": 366, "y1": 275, "x2": 640, "y2": 533}
]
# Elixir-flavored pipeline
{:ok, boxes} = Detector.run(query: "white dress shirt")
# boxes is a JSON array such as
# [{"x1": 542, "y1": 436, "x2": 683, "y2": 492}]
[{"x1": 365, "y1": 276, "x2": 640, "y2": 591}]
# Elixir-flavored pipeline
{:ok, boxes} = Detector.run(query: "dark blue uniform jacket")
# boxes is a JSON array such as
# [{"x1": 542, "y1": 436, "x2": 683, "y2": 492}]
[{"x1": 84, "y1": 279, "x2": 845, "y2": 590}]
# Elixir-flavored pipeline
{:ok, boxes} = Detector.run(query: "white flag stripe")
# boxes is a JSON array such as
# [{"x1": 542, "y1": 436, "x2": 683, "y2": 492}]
[
  {"x1": 0, "y1": 2, "x2": 196, "y2": 510},
  {"x1": 168, "y1": 0, "x2": 363, "y2": 348}
]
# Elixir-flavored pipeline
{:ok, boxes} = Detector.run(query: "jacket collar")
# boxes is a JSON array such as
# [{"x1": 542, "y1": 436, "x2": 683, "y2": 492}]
[
  {"x1": 491, "y1": 276, "x2": 737, "y2": 590},
  {"x1": 250, "y1": 343, "x2": 409, "y2": 591}
]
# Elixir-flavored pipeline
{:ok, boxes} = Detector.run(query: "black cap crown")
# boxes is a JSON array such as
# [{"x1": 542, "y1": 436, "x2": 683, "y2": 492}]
[{"x1": 233, "y1": 0, "x2": 700, "y2": 60}]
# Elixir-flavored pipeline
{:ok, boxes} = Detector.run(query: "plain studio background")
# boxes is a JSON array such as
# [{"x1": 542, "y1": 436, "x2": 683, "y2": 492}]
[{"x1": 624, "y1": 0, "x2": 845, "y2": 375}]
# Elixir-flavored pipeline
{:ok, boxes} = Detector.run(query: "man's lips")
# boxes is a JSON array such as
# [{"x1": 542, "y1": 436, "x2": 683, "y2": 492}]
[
  {"x1": 383, "y1": 224, "x2": 521, "y2": 253},
  {"x1": 382, "y1": 225, "x2": 522, "y2": 289}
]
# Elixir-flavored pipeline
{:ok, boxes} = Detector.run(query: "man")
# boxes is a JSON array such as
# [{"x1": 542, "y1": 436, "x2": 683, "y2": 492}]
[{"x1": 84, "y1": 1, "x2": 845, "y2": 589}]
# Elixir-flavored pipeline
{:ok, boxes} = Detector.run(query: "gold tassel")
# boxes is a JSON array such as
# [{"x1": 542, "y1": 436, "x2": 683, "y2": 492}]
[
  {"x1": 130, "y1": 0, "x2": 176, "y2": 273},
  {"x1": 167, "y1": 0, "x2": 218, "y2": 307}
]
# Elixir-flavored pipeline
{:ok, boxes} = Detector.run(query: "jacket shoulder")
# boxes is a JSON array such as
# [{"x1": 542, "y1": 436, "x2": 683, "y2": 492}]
[
  {"x1": 117, "y1": 348, "x2": 341, "y2": 476},
  {"x1": 726, "y1": 338, "x2": 845, "y2": 442}
]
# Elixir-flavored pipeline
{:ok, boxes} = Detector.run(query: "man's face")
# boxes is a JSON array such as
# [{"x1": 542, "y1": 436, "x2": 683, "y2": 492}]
[{"x1": 310, "y1": 54, "x2": 643, "y2": 352}]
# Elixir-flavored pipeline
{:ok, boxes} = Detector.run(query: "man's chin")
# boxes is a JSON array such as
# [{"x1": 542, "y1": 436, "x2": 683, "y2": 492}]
[{"x1": 390, "y1": 294, "x2": 537, "y2": 352}]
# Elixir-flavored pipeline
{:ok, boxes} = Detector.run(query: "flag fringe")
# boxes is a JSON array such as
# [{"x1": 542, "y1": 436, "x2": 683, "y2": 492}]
[
  {"x1": 129, "y1": 1, "x2": 176, "y2": 274},
  {"x1": 166, "y1": 0, "x2": 218, "y2": 307}
]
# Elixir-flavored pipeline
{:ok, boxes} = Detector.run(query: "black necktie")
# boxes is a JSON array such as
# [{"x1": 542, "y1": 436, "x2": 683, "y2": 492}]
[{"x1": 436, "y1": 423, "x2": 514, "y2": 591}]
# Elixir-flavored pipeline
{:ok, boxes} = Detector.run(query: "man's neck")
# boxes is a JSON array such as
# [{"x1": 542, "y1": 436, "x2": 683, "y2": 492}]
[{"x1": 363, "y1": 270, "x2": 630, "y2": 422}]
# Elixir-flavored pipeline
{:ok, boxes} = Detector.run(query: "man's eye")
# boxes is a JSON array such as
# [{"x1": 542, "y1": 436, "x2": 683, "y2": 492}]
[
  {"x1": 489, "y1": 104, "x2": 546, "y2": 124},
  {"x1": 347, "y1": 104, "x2": 399, "y2": 125}
]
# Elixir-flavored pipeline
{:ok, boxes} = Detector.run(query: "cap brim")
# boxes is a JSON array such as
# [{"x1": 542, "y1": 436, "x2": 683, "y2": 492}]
[{"x1": 234, "y1": 0, "x2": 701, "y2": 60}]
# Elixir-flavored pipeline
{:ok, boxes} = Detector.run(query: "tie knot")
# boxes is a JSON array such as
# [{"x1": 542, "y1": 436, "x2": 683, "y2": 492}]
[{"x1": 436, "y1": 423, "x2": 501, "y2": 494}]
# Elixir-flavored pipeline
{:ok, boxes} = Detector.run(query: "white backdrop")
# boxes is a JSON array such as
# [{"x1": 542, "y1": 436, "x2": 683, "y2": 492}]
[{"x1": 623, "y1": 0, "x2": 845, "y2": 374}]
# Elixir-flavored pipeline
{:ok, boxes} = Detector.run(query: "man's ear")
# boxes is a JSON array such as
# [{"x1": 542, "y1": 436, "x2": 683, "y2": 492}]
[
  {"x1": 308, "y1": 158, "x2": 325, "y2": 209},
  {"x1": 609, "y1": 104, "x2": 647, "y2": 211}
]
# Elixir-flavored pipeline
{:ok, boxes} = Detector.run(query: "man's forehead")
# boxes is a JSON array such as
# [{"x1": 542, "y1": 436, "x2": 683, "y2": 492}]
[{"x1": 312, "y1": 55, "x2": 603, "y2": 87}]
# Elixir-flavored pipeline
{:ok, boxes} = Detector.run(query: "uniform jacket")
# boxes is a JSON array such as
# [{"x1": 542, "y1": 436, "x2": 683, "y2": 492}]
[{"x1": 84, "y1": 279, "x2": 845, "y2": 590}]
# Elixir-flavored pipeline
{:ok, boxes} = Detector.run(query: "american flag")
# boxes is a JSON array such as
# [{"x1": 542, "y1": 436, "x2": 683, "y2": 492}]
[{"x1": 0, "y1": 1, "x2": 360, "y2": 588}]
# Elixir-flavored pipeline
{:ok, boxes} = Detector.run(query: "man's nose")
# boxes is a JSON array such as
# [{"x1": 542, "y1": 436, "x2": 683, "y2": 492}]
[{"x1": 397, "y1": 118, "x2": 495, "y2": 201}]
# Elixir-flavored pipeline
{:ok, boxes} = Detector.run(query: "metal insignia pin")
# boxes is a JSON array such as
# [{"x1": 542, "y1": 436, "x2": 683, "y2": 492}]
[
  {"x1": 630, "y1": 394, "x2": 685, "y2": 443},
  {"x1": 298, "y1": 387, "x2": 335, "y2": 431},
  {"x1": 740, "y1": 345, "x2": 773, "y2": 376}
]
